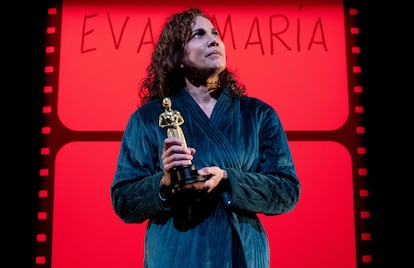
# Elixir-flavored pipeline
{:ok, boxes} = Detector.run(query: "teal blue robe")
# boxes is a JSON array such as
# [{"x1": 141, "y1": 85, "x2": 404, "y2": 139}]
[{"x1": 111, "y1": 88, "x2": 300, "y2": 267}]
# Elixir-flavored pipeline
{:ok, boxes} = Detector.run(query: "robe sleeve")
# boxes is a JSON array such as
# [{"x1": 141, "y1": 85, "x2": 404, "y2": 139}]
[
  {"x1": 110, "y1": 110, "x2": 169, "y2": 223},
  {"x1": 223, "y1": 105, "x2": 300, "y2": 215}
]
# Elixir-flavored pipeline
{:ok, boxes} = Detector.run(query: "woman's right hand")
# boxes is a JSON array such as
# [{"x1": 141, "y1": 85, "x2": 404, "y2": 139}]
[{"x1": 160, "y1": 137, "x2": 195, "y2": 187}]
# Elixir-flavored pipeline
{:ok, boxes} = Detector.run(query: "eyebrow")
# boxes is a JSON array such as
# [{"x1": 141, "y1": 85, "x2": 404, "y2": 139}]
[{"x1": 191, "y1": 26, "x2": 217, "y2": 34}]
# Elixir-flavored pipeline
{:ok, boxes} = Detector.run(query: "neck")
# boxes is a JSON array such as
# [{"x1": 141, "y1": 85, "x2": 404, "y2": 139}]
[
  {"x1": 185, "y1": 80, "x2": 218, "y2": 119},
  {"x1": 185, "y1": 82, "x2": 212, "y2": 104}
]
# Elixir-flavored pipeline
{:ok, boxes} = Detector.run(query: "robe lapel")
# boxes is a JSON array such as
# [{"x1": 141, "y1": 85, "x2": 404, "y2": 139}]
[{"x1": 173, "y1": 89, "x2": 243, "y2": 170}]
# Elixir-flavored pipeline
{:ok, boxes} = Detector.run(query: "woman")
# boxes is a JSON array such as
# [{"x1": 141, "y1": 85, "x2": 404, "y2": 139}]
[{"x1": 111, "y1": 7, "x2": 300, "y2": 268}]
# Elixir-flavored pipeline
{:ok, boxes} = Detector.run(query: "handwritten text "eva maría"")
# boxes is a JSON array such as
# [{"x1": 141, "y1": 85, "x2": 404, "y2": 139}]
[{"x1": 80, "y1": 11, "x2": 330, "y2": 55}]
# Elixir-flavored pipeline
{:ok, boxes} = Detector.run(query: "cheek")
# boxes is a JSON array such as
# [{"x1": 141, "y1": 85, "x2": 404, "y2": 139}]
[
  {"x1": 182, "y1": 48, "x2": 192, "y2": 66},
  {"x1": 183, "y1": 45, "x2": 203, "y2": 65},
  {"x1": 220, "y1": 42, "x2": 226, "y2": 53}
]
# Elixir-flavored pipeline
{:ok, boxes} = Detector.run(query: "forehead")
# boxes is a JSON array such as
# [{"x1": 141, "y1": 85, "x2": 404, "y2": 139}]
[{"x1": 191, "y1": 16, "x2": 214, "y2": 30}]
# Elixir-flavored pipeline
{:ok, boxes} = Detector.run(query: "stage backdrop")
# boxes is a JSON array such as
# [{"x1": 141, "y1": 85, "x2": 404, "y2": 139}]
[{"x1": 35, "y1": 0, "x2": 371, "y2": 267}]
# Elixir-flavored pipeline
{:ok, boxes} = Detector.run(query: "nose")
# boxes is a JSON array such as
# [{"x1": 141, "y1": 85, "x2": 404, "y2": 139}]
[{"x1": 208, "y1": 39, "x2": 219, "y2": 47}]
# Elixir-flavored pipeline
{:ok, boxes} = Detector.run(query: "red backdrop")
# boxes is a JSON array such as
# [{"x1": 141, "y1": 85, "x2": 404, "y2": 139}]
[{"x1": 36, "y1": 0, "x2": 369, "y2": 267}]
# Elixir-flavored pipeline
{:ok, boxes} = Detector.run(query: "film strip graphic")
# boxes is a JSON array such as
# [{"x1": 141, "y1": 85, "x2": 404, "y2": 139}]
[
  {"x1": 346, "y1": 5, "x2": 372, "y2": 266},
  {"x1": 34, "y1": 0, "x2": 371, "y2": 267},
  {"x1": 35, "y1": 5, "x2": 60, "y2": 266}
]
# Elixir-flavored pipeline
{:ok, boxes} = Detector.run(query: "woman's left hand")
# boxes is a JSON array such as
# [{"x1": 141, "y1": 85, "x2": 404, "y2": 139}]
[{"x1": 176, "y1": 166, "x2": 227, "y2": 193}]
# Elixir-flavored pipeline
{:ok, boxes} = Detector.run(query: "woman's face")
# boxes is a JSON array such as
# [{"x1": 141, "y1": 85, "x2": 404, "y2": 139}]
[{"x1": 182, "y1": 16, "x2": 226, "y2": 76}]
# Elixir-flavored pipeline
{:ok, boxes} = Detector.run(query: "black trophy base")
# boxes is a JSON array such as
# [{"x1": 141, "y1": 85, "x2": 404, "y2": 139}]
[{"x1": 171, "y1": 164, "x2": 209, "y2": 189}]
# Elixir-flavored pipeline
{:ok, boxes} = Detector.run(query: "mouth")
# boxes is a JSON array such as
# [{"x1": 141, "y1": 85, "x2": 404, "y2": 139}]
[{"x1": 206, "y1": 50, "x2": 221, "y2": 57}]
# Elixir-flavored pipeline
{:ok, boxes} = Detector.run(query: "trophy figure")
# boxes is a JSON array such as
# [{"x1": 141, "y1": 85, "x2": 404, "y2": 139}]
[{"x1": 159, "y1": 97, "x2": 209, "y2": 189}]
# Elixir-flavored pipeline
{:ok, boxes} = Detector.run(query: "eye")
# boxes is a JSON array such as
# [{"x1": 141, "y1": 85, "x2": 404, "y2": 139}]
[{"x1": 191, "y1": 29, "x2": 206, "y2": 39}]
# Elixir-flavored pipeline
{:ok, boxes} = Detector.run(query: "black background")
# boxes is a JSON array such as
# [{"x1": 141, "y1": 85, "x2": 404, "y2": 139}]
[{"x1": 9, "y1": 1, "x2": 406, "y2": 267}]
